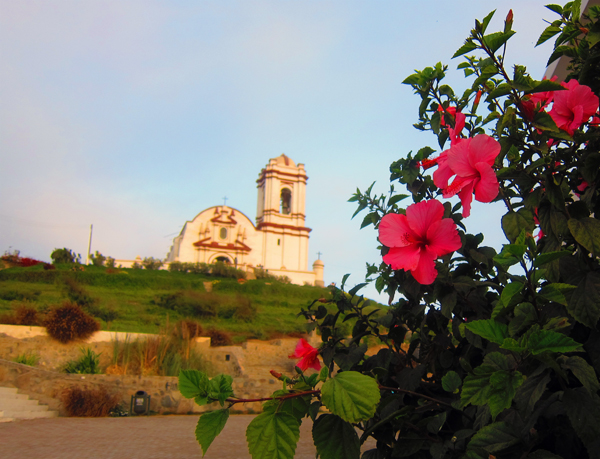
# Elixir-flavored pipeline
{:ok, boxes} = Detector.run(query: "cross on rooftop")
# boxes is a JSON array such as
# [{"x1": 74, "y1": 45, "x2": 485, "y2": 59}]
[
  {"x1": 317, "y1": 251, "x2": 322, "y2": 260},
  {"x1": 223, "y1": 196, "x2": 228, "y2": 206}
]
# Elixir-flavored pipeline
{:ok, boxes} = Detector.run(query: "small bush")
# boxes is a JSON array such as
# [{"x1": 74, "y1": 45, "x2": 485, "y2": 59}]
[
  {"x1": 0, "y1": 288, "x2": 40, "y2": 302},
  {"x1": 13, "y1": 352, "x2": 40, "y2": 366},
  {"x1": 142, "y1": 257, "x2": 163, "y2": 270},
  {"x1": 211, "y1": 261, "x2": 246, "y2": 279},
  {"x1": 207, "y1": 328, "x2": 233, "y2": 347},
  {"x1": 0, "y1": 313, "x2": 16, "y2": 324},
  {"x1": 233, "y1": 296, "x2": 256, "y2": 322},
  {"x1": 51, "y1": 248, "x2": 80, "y2": 264},
  {"x1": 43, "y1": 263, "x2": 56, "y2": 270},
  {"x1": 89, "y1": 251, "x2": 106, "y2": 267},
  {"x1": 60, "y1": 386, "x2": 121, "y2": 417},
  {"x1": 153, "y1": 290, "x2": 219, "y2": 317},
  {"x1": 14, "y1": 303, "x2": 40, "y2": 325},
  {"x1": 63, "y1": 348, "x2": 102, "y2": 374},
  {"x1": 105, "y1": 257, "x2": 116, "y2": 268},
  {"x1": 44, "y1": 302, "x2": 100, "y2": 343}
]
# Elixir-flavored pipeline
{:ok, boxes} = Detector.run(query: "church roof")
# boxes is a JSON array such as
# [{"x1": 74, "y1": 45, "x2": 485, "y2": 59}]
[{"x1": 274, "y1": 154, "x2": 295, "y2": 167}]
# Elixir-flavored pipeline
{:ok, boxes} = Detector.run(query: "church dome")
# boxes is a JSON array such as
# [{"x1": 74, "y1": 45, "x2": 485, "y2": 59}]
[{"x1": 274, "y1": 154, "x2": 295, "y2": 167}]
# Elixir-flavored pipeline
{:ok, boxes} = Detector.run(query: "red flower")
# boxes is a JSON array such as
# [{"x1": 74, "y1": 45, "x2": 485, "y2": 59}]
[
  {"x1": 289, "y1": 339, "x2": 321, "y2": 371},
  {"x1": 519, "y1": 76, "x2": 558, "y2": 121},
  {"x1": 549, "y1": 79, "x2": 599, "y2": 135},
  {"x1": 434, "y1": 134, "x2": 500, "y2": 218},
  {"x1": 379, "y1": 199, "x2": 462, "y2": 285}
]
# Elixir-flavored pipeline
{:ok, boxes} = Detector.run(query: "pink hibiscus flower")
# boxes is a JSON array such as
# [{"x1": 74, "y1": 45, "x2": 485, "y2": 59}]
[
  {"x1": 519, "y1": 76, "x2": 558, "y2": 121},
  {"x1": 289, "y1": 338, "x2": 321, "y2": 371},
  {"x1": 549, "y1": 79, "x2": 599, "y2": 136},
  {"x1": 434, "y1": 134, "x2": 500, "y2": 218},
  {"x1": 379, "y1": 199, "x2": 462, "y2": 285}
]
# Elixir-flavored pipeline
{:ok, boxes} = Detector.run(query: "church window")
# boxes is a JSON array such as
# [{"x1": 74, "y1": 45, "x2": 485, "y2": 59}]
[
  {"x1": 220, "y1": 227, "x2": 227, "y2": 239},
  {"x1": 215, "y1": 256, "x2": 230, "y2": 264},
  {"x1": 280, "y1": 188, "x2": 291, "y2": 215}
]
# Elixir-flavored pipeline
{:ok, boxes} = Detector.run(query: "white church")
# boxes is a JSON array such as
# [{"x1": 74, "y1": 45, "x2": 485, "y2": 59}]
[{"x1": 164, "y1": 154, "x2": 324, "y2": 286}]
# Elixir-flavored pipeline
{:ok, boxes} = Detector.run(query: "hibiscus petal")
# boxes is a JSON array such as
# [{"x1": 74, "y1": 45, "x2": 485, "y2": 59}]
[
  {"x1": 411, "y1": 247, "x2": 438, "y2": 285},
  {"x1": 467, "y1": 134, "x2": 500, "y2": 166},
  {"x1": 379, "y1": 213, "x2": 414, "y2": 248},
  {"x1": 289, "y1": 338, "x2": 314, "y2": 359},
  {"x1": 457, "y1": 181, "x2": 475, "y2": 218},
  {"x1": 432, "y1": 153, "x2": 454, "y2": 189},
  {"x1": 473, "y1": 162, "x2": 499, "y2": 203},
  {"x1": 446, "y1": 139, "x2": 475, "y2": 178},
  {"x1": 426, "y1": 218, "x2": 462, "y2": 256},
  {"x1": 405, "y1": 199, "x2": 445, "y2": 236},
  {"x1": 383, "y1": 245, "x2": 421, "y2": 272}
]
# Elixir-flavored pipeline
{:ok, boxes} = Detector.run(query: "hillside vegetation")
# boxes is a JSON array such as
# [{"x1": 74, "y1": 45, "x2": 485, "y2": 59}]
[{"x1": 0, "y1": 264, "x2": 334, "y2": 342}]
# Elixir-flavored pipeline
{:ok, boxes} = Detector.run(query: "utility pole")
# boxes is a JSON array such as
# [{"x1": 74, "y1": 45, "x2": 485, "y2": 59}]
[{"x1": 86, "y1": 224, "x2": 93, "y2": 265}]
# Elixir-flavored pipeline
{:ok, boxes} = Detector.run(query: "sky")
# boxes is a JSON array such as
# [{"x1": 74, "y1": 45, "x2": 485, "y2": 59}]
[{"x1": 0, "y1": 0, "x2": 558, "y2": 301}]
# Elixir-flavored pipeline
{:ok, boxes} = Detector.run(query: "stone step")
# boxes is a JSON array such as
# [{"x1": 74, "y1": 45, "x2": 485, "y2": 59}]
[
  {"x1": 0, "y1": 409, "x2": 58, "y2": 420},
  {"x1": 0, "y1": 392, "x2": 29, "y2": 401},
  {"x1": 0, "y1": 387, "x2": 18, "y2": 396},
  {"x1": 0, "y1": 400, "x2": 48, "y2": 410}
]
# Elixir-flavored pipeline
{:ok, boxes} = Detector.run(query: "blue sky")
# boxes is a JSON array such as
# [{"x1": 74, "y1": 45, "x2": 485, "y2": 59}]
[{"x1": 0, "y1": 0, "x2": 557, "y2": 300}]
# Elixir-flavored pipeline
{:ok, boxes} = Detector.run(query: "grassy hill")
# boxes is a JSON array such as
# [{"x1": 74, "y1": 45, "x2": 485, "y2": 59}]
[{"x1": 0, "y1": 264, "x2": 336, "y2": 342}]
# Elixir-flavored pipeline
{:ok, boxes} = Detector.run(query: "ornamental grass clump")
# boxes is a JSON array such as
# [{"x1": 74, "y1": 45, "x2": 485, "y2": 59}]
[{"x1": 44, "y1": 301, "x2": 100, "y2": 343}]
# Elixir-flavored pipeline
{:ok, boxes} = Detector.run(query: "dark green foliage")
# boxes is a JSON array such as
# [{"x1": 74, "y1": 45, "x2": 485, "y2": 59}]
[
  {"x1": 60, "y1": 276, "x2": 98, "y2": 309},
  {"x1": 60, "y1": 386, "x2": 121, "y2": 417},
  {"x1": 44, "y1": 302, "x2": 100, "y2": 343},
  {"x1": 0, "y1": 288, "x2": 40, "y2": 302},
  {"x1": 142, "y1": 257, "x2": 163, "y2": 270},
  {"x1": 89, "y1": 251, "x2": 106, "y2": 267},
  {"x1": 152, "y1": 290, "x2": 256, "y2": 321},
  {"x1": 63, "y1": 348, "x2": 102, "y2": 374},
  {"x1": 50, "y1": 248, "x2": 80, "y2": 264}
]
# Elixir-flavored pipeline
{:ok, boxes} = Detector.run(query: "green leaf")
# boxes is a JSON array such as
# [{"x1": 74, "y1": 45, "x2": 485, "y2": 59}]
[
  {"x1": 500, "y1": 282, "x2": 524, "y2": 308},
  {"x1": 461, "y1": 365, "x2": 494, "y2": 406},
  {"x1": 538, "y1": 283, "x2": 576, "y2": 306},
  {"x1": 312, "y1": 414, "x2": 360, "y2": 459},
  {"x1": 508, "y1": 302, "x2": 537, "y2": 336},
  {"x1": 195, "y1": 409, "x2": 229, "y2": 456},
  {"x1": 453, "y1": 40, "x2": 477, "y2": 58},
  {"x1": 480, "y1": 10, "x2": 496, "y2": 33},
  {"x1": 563, "y1": 388, "x2": 600, "y2": 447},
  {"x1": 533, "y1": 111, "x2": 560, "y2": 133},
  {"x1": 567, "y1": 271, "x2": 600, "y2": 328},
  {"x1": 467, "y1": 422, "x2": 520, "y2": 453},
  {"x1": 466, "y1": 319, "x2": 508, "y2": 344},
  {"x1": 442, "y1": 371, "x2": 462, "y2": 393},
  {"x1": 526, "y1": 329, "x2": 582, "y2": 354},
  {"x1": 208, "y1": 374, "x2": 234, "y2": 406},
  {"x1": 568, "y1": 218, "x2": 600, "y2": 256},
  {"x1": 514, "y1": 369, "x2": 551, "y2": 415},
  {"x1": 560, "y1": 356, "x2": 600, "y2": 393},
  {"x1": 536, "y1": 25, "x2": 562, "y2": 46},
  {"x1": 489, "y1": 83, "x2": 513, "y2": 98},
  {"x1": 488, "y1": 370, "x2": 524, "y2": 420},
  {"x1": 246, "y1": 411, "x2": 300, "y2": 459},
  {"x1": 179, "y1": 369, "x2": 209, "y2": 401},
  {"x1": 483, "y1": 30, "x2": 516, "y2": 53},
  {"x1": 262, "y1": 391, "x2": 310, "y2": 421},
  {"x1": 427, "y1": 412, "x2": 447, "y2": 434},
  {"x1": 533, "y1": 251, "x2": 570, "y2": 267},
  {"x1": 319, "y1": 366, "x2": 329, "y2": 382},
  {"x1": 545, "y1": 4, "x2": 563, "y2": 15},
  {"x1": 502, "y1": 210, "x2": 534, "y2": 243},
  {"x1": 388, "y1": 194, "x2": 409, "y2": 207},
  {"x1": 321, "y1": 371, "x2": 380, "y2": 423}
]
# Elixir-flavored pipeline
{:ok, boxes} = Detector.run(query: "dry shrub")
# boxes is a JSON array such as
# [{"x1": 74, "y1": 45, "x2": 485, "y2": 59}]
[
  {"x1": 0, "y1": 312, "x2": 16, "y2": 325},
  {"x1": 105, "y1": 364, "x2": 127, "y2": 375},
  {"x1": 174, "y1": 319, "x2": 203, "y2": 340},
  {"x1": 44, "y1": 302, "x2": 100, "y2": 343},
  {"x1": 14, "y1": 303, "x2": 39, "y2": 325},
  {"x1": 207, "y1": 328, "x2": 233, "y2": 347},
  {"x1": 60, "y1": 385, "x2": 121, "y2": 417}
]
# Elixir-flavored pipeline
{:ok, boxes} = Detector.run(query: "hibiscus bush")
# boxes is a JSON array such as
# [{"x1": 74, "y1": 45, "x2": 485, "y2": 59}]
[{"x1": 180, "y1": 3, "x2": 600, "y2": 459}]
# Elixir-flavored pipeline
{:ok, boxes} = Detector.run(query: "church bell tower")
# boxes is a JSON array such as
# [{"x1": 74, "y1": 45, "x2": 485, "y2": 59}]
[{"x1": 255, "y1": 154, "x2": 311, "y2": 272}]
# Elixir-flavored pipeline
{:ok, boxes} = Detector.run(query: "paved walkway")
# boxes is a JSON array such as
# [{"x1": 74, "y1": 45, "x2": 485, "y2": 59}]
[{"x1": 0, "y1": 415, "x2": 376, "y2": 458}]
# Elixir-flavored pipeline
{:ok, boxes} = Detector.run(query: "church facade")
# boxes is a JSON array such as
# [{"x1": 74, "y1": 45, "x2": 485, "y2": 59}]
[{"x1": 165, "y1": 154, "x2": 324, "y2": 286}]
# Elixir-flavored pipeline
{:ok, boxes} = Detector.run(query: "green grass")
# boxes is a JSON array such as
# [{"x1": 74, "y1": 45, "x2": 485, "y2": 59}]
[{"x1": 0, "y1": 265, "x2": 339, "y2": 341}]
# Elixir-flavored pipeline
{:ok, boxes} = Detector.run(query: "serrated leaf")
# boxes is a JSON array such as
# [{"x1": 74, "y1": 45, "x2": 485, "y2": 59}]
[
  {"x1": 538, "y1": 283, "x2": 576, "y2": 306},
  {"x1": 529, "y1": 78, "x2": 565, "y2": 93},
  {"x1": 500, "y1": 338, "x2": 526, "y2": 352},
  {"x1": 502, "y1": 210, "x2": 534, "y2": 243},
  {"x1": 321, "y1": 371, "x2": 380, "y2": 423},
  {"x1": 467, "y1": 422, "x2": 520, "y2": 453},
  {"x1": 508, "y1": 302, "x2": 537, "y2": 336},
  {"x1": 483, "y1": 30, "x2": 516, "y2": 53},
  {"x1": 179, "y1": 369, "x2": 209, "y2": 400},
  {"x1": 489, "y1": 83, "x2": 513, "y2": 98},
  {"x1": 453, "y1": 40, "x2": 477, "y2": 58},
  {"x1": 514, "y1": 369, "x2": 551, "y2": 415},
  {"x1": 488, "y1": 370, "x2": 524, "y2": 420},
  {"x1": 536, "y1": 25, "x2": 562, "y2": 46},
  {"x1": 461, "y1": 366, "x2": 494, "y2": 407},
  {"x1": 500, "y1": 282, "x2": 524, "y2": 308},
  {"x1": 195, "y1": 409, "x2": 229, "y2": 456},
  {"x1": 319, "y1": 366, "x2": 329, "y2": 382},
  {"x1": 442, "y1": 371, "x2": 462, "y2": 393},
  {"x1": 208, "y1": 374, "x2": 234, "y2": 406},
  {"x1": 563, "y1": 388, "x2": 600, "y2": 446},
  {"x1": 263, "y1": 391, "x2": 310, "y2": 421},
  {"x1": 312, "y1": 414, "x2": 360, "y2": 459},
  {"x1": 466, "y1": 319, "x2": 508, "y2": 344},
  {"x1": 568, "y1": 218, "x2": 600, "y2": 256},
  {"x1": 561, "y1": 356, "x2": 600, "y2": 393},
  {"x1": 526, "y1": 329, "x2": 582, "y2": 354},
  {"x1": 567, "y1": 271, "x2": 600, "y2": 328},
  {"x1": 533, "y1": 250, "x2": 570, "y2": 267},
  {"x1": 246, "y1": 411, "x2": 300, "y2": 459}
]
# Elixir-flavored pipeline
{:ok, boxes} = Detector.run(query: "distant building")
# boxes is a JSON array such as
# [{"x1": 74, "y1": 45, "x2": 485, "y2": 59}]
[{"x1": 165, "y1": 154, "x2": 324, "y2": 286}]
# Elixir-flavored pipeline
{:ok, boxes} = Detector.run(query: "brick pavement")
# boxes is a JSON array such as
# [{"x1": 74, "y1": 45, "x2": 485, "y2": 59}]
[{"x1": 0, "y1": 415, "x2": 376, "y2": 458}]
